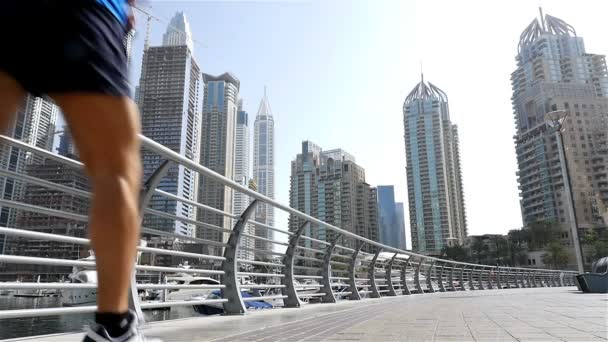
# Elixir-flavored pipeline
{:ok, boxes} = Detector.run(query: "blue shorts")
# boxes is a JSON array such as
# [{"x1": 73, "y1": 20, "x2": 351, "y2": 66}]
[{"x1": 0, "y1": 1, "x2": 131, "y2": 97}]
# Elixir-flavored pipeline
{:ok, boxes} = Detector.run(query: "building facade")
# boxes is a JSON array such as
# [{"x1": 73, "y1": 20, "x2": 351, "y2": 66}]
[
  {"x1": 377, "y1": 185, "x2": 406, "y2": 249},
  {"x1": 198, "y1": 73, "x2": 240, "y2": 252},
  {"x1": 403, "y1": 76, "x2": 467, "y2": 255},
  {"x1": 138, "y1": 12, "x2": 202, "y2": 237},
  {"x1": 395, "y1": 202, "x2": 406, "y2": 249},
  {"x1": 289, "y1": 141, "x2": 379, "y2": 251},
  {"x1": 252, "y1": 90, "x2": 275, "y2": 255},
  {"x1": 511, "y1": 11, "x2": 608, "y2": 267},
  {"x1": 233, "y1": 100, "x2": 254, "y2": 261}
]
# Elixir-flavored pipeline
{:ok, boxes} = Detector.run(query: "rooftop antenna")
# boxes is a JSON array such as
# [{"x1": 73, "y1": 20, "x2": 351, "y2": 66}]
[
  {"x1": 420, "y1": 61, "x2": 424, "y2": 83},
  {"x1": 264, "y1": 85, "x2": 267, "y2": 98},
  {"x1": 539, "y1": 6, "x2": 546, "y2": 32}
]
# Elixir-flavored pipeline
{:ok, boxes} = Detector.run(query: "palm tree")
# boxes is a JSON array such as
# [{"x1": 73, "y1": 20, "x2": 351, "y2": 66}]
[
  {"x1": 541, "y1": 242, "x2": 569, "y2": 269},
  {"x1": 470, "y1": 237, "x2": 489, "y2": 264}
]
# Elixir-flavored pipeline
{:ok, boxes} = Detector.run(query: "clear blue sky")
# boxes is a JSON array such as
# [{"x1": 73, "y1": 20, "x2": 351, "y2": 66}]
[{"x1": 122, "y1": 0, "x2": 608, "y2": 248}]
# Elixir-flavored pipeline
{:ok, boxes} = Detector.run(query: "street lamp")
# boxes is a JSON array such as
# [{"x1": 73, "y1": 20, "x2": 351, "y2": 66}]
[{"x1": 544, "y1": 110, "x2": 584, "y2": 273}]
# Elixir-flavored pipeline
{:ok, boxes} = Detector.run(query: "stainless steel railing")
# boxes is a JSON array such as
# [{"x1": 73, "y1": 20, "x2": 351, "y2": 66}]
[{"x1": 0, "y1": 134, "x2": 578, "y2": 323}]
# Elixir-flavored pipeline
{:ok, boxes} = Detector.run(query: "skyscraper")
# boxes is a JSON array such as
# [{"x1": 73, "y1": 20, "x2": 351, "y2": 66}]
[
  {"x1": 289, "y1": 141, "x2": 379, "y2": 251},
  {"x1": 511, "y1": 10, "x2": 608, "y2": 266},
  {"x1": 252, "y1": 89, "x2": 275, "y2": 254},
  {"x1": 0, "y1": 95, "x2": 58, "y2": 230},
  {"x1": 198, "y1": 72, "x2": 240, "y2": 250},
  {"x1": 162, "y1": 11, "x2": 194, "y2": 51},
  {"x1": 395, "y1": 202, "x2": 407, "y2": 249},
  {"x1": 403, "y1": 76, "x2": 467, "y2": 255},
  {"x1": 377, "y1": 185, "x2": 406, "y2": 249},
  {"x1": 138, "y1": 12, "x2": 201, "y2": 237},
  {"x1": 233, "y1": 100, "x2": 254, "y2": 261}
]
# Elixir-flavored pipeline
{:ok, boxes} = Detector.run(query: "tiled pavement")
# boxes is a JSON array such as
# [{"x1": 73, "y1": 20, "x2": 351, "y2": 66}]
[{"x1": 13, "y1": 287, "x2": 608, "y2": 342}]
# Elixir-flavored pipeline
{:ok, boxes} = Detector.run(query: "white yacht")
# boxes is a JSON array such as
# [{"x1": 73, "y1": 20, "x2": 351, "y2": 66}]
[
  {"x1": 60, "y1": 256, "x2": 97, "y2": 306},
  {"x1": 163, "y1": 263, "x2": 221, "y2": 301}
]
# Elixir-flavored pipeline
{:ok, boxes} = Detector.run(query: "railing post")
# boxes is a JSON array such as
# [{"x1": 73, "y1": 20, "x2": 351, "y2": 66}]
[
  {"x1": 368, "y1": 248, "x2": 382, "y2": 298},
  {"x1": 426, "y1": 261, "x2": 436, "y2": 293},
  {"x1": 347, "y1": 241, "x2": 365, "y2": 300},
  {"x1": 448, "y1": 265, "x2": 456, "y2": 291},
  {"x1": 477, "y1": 267, "x2": 485, "y2": 290},
  {"x1": 557, "y1": 272, "x2": 564, "y2": 287},
  {"x1": 486, "y1": 267, "x2": 493, "y2": 290},
  {"x1": 518, "y1": 270, "x2": 525, "y2": 288},
  {"x1": 551, "y1": 272, "x2": 558, "y2": 287},
  {"x1": 386, "y1": 253, "x2": 398, "y2": 296},
  {"x1": 320, "y1": 233, "x2": 341, "y2": 304},
  {"x1": 402, "y1": 260, "x2": 411, "y2": 295},
  {"x1": 415, "y1": 258, "x2": 423, "y2": 294},
  {"x1": 531, "y1": 270, "x2": 537, "y2": 287},
  {"x1": 281, "y1": 221, "x2": 309, "y2": 308},
  {"x1": 525, "y1": 270, "x2": 532, "y2": 288},
  {"x1": 505, "y1": 269, "x2": 511, "y2": 289},
  {"x1": 496, "y1": 267, "x2": 502, "y2": 289},
  {"x1": 459, "y1": 267, "x2": 466, "y2": 291},
  {"x1": 222, "y1": 200, "x2": 258, "y2": 315},
  {"x1": 536, "y1": 272, "x2": 544, "y2": 287},
  {"x1": 467, "y1": 267, "x2": 475, "y2": 290},
  {"x1": 438, "y1": 263, "x2": 446, "y2": 292},
  {"x1": 132, "y1": 160, "x2": 173, "y2": 323}
]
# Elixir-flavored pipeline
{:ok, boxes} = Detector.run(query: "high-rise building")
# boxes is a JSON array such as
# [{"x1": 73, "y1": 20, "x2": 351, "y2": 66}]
[
  {"x1": 395, "y1": 202, "x2": 407, "y2": 249},
  {"x1": 0, "y1": 95, "x2": 58, "y2": 232},
  {"x1": 233, "y1": 100, "x2": 254, "y2": 261},
  {"x1": 138, "y1": 12, "x2": 201, "y2": 237},
  {"x1": 56, "y1": 126, "x2": 77, "y2": 158},
  {"x1": 289, "y1": 141, "x2": 379, "y2": 251},
  {"x1": 198, "y1": 72, "x2": 240, "y2": 252},
  {"x1": 403, "y1": 75, "x2": 467, "y2": 255},
  {"x1": 511, "y1": 10, "x2": 608, "y2": 266},
  {"x1": 252, "y1": 89, "x2": 275, "y2": 254},
  {"x1": 377, "y1": 185, "x2": 406, "y2": 249},
  {"x1": 1, "y1": 159, "x2": 89, "y2": 279}
]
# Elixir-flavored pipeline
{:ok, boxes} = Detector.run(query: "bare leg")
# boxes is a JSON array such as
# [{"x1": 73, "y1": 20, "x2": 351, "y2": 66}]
[
  {"x1": 0, "y1": 72, "x2": 25, "y2": 131},
  {"x1": 52, "y1": 93, "x2": 141, "y2": 313}
]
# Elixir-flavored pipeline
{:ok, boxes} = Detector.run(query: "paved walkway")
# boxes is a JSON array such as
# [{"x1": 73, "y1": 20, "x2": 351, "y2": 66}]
[{"x1": 13, "y1": 287, "x2": 608, "y2": 342}]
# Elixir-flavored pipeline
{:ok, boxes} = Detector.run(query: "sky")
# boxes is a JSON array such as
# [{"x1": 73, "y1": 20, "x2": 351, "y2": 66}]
[{"x1": 119, "y1": 0, "x2": 608, "y2": 248}]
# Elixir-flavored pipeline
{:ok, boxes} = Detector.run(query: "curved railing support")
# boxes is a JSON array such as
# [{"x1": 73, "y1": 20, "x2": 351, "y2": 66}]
[
  {"x1": 414, "y1": 258, "x2": 423, "y2": 294},
  {"x1": 132, "y1": 159, "x2": 173, "y2": 323},
  {"x1": 438, "y1": 263, "x2": 446, "y2": 292},
  {"x1": 551, "y1": 272, "x2": 558, "y2": 287},
  {"x1": 448, "y1": 265, "x2": 456, "y2": 291},
  {"x1": 496, "y1": 267, "x2": 502, "y2": 289},
  {"x1": 369, "y1": 248, "x2": 382, "y2": 298},
  {"x1": 222, "y1": 200, "x2": 258, "y2": 315},
  {"x1": 518, "y1": 270, "x2": 526, "y2": 288},
  {"x1": 426, "y1": 261, "x2": 436, "y2": 293},
  {"x1": 477, "y1": 267, "x2": 485, "y2": 290},
  {"x1": 386, "y1": 253, "x2": 398, "y2": 296},
  {"x1": 467, "y1": 267, "x2": 475, "y2": 290},
  {"x1": 525, "y1": 270, "x2": 532, "y2": 288},
  {"x1": 486, "y1": 268, "x2": 493, "y2": 290},
  {"x1": 281, "y1": 221, "x2": 309, "y2": 308},
  {"x1": 320, "y1": 233, "x2": 342, "y2": 303},
  {"x1": 531, "y1": 270, "x2": 537, "y2": 287},
  {"x1": 348, "y1": 241, "x2": 365, "y2": 300},
  {"x1": 401, "y1": 260, "x2": 411, "y2": 295},
  {"x1": 459, "y1": 267, "x2": 466, "y2": 291}
]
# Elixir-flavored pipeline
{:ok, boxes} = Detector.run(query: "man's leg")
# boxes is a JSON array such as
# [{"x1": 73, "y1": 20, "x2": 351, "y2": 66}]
[
  {"x1": 0, "y1": 72, "x2": 25, "y2": 131},
  {"x1": 52, "y1": 93, "x2": 141, "y2": 314}
]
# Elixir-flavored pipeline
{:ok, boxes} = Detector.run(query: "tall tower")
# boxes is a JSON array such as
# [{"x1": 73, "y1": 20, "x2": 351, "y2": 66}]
[
  {"x1": 511, "y1": 10, "x2": 608, "y2": 266},
  {"x1": 403, "y1": 76, "x2": 467, "y2": 255},
  {"x1": 377, "y1": 185, "x2": 406, "y2": 249},
  {"x1": 252, "y1": 89, "x2": 275, "y2": 255},
  {"x1": 0, "y1": 95, "x2": 58, "y2": 228},
  {"x1": 138, "y1": 12, "x2": 201, "y2": 237},
  {"x1": 198, "y1": 72, "x2": 240, "y2": 252},
  {"x1": 289, "y1": 141, "x2": 379, "y2": 252},
  {"x1": 233, "y1": 100, "x2": 254, "y2": 261}
]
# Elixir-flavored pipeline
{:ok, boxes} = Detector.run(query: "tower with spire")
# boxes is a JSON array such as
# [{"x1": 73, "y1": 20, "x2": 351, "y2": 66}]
[
  {"x1": 252, "y1": 87, "x2": 276, "y2": 255},
  {"x1": 511, "y1": 9, "x2": 608, "y2": 269},
  {"x1": 403, "y1": 74, "x2": 466, "y2": 255}
]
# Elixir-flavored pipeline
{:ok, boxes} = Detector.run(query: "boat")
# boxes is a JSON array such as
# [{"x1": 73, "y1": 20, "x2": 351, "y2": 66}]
[
  {"x1": 59, "y1": 256, "x2": 98, "y2": 306},
  {"x1": 162, "y1": 262, "x2": 221, "y2": 301},
  {"x1": 192, "y1": 290, "x2": 273, "y2": 315}
]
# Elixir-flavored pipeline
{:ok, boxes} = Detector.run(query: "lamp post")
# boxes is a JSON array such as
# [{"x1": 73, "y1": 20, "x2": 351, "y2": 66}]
[{"x1": 545, "y1": 110, "x2": 584, "y2": 273}]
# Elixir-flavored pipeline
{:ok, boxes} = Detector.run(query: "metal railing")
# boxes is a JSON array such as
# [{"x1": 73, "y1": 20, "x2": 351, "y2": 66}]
[{"x1": 0, "y1": 134, "x2": 578, "y2": 323}]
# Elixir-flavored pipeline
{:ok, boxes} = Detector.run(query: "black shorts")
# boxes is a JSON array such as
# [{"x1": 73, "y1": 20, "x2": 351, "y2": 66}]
[{"x1": 0, "y1": 1, "x2": 131, "y2": 97}]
